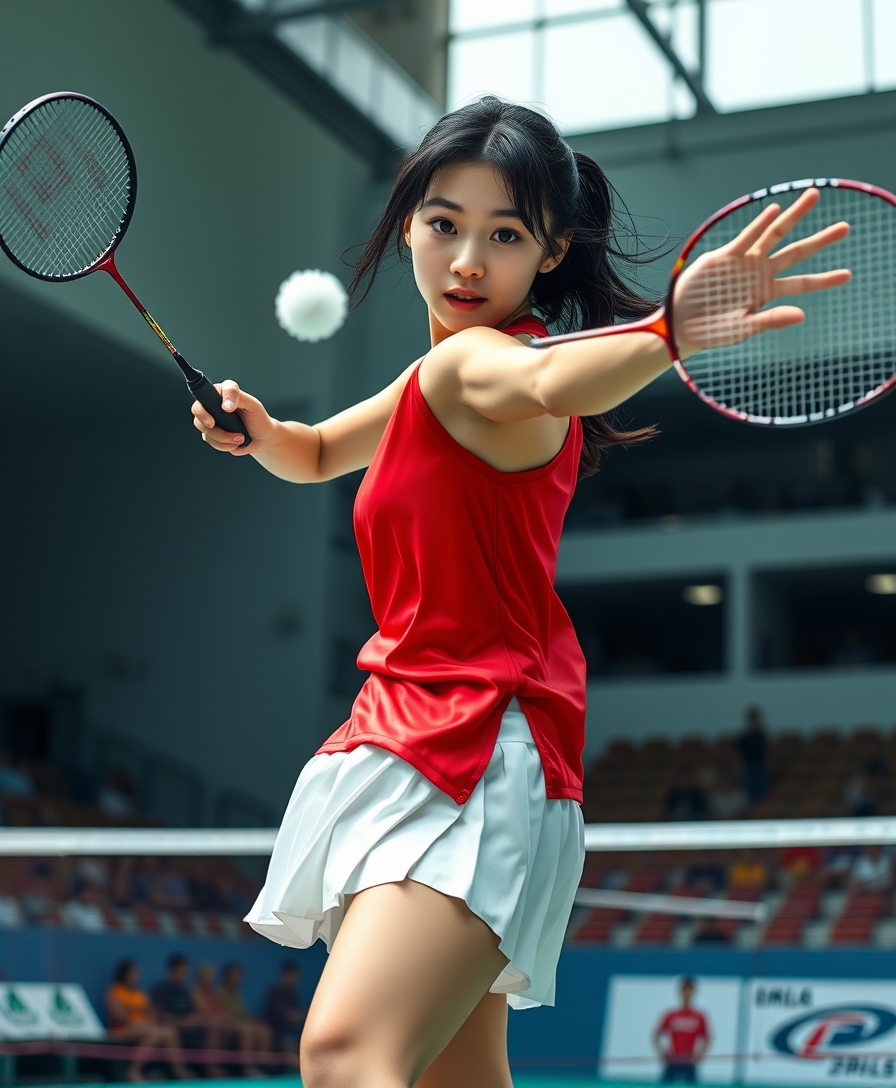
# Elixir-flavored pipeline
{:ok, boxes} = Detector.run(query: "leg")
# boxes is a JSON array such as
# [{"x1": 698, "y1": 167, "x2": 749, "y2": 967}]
[
  {"x1": 415, "y1": 991, "x2": 512, "y2": 1088},
  {"x1": 300, "y1": 878, "x2": 508, "y2": 1088}
]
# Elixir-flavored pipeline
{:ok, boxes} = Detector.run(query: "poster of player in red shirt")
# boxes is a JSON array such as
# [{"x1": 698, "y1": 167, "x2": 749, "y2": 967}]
[{"x1": 652, "y1": 977, "x2": 712, "y2": 1083}]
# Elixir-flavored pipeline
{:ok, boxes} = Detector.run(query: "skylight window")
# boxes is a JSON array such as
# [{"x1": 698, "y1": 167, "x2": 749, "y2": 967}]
[{"x1": 448, "y1": 0, "x2": 893, "y2": 136}]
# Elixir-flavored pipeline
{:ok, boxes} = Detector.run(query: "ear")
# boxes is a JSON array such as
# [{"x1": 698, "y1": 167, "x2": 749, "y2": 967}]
[
  {"x1": 539, "y1": 233, "x2": 572, "y2": 274},
  {"x1": 402, "y1": 213, "x2": 413, "y2": 248}
]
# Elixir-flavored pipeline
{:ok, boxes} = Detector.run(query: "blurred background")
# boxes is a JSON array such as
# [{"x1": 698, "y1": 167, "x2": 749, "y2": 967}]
[{"x1": 2, "y1": 0, "x2": 896, "y2": 1083}]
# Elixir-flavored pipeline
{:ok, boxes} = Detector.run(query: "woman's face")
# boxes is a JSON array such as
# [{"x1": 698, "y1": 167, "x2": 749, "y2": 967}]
[{"x1": 406, "y1": 161, "x2": 562, "y2": 339}]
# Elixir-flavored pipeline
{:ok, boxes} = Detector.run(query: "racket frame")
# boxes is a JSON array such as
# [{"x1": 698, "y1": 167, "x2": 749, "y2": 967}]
[
  {"x1": 0, "y1": 90, "x2": 251, "y2": 446},
  {"x1": 532, "y1": 177, "x2": 896, "y2": 427},
  {"x1": 0, "y1": 90, "x2": 137, "y2": 282}
]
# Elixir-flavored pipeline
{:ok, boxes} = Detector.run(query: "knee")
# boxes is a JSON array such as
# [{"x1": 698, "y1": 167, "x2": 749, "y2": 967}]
[{"x1": 299, "y1": 1020, "x2": 368, "y2": 1088}]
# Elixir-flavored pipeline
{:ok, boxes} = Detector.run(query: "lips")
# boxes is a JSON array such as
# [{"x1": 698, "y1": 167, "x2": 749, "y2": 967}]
[{"x1": 444, "y1": 292, "x2": 486, "y2": 311}]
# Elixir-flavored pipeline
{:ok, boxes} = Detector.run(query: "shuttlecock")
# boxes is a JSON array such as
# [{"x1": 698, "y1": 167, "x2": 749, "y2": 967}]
[{"x1": 275, "y1": 269, "x2": 349, "y2": 342}]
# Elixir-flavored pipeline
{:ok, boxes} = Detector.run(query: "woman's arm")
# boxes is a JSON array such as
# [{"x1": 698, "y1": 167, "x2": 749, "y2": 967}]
[
  {"x1": 424, "y1": 322, "x2": 671, "y2": 423},
  {"x1": 191, "y1": 359, "x2": 420, "y2": 483}
]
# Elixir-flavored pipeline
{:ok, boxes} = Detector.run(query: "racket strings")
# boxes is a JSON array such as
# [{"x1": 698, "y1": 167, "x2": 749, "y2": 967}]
[
  {"x1": 0, "y1": 97, "x2": 132, "y2": 279},
  {"x1": 681, "y1": 187, "x2": 896, "y2": 423}
]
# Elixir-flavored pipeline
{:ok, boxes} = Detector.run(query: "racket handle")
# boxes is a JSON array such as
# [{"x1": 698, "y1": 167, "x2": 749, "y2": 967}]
[{"x1": 187, "y1": 372, "x2": 252, "y2": 448}]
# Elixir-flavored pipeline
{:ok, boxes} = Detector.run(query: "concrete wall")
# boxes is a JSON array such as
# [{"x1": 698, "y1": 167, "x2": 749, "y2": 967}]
[{"x1": 0, "y1": 0, "x2": 429, "y2": 820}]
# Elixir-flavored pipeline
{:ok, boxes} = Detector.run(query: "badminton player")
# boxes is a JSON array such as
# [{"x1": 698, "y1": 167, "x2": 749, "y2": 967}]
[{"x1": 191, "y1": 98, "x2": 847, "y2": 1088}]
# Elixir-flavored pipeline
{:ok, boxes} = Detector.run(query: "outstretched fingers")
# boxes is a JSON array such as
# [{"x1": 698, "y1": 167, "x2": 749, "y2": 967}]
[
  {"x1": 727, "y1": 202, "x2": 781, "y2": 256},
  {"x1": 774, "y1": 268, "x2": 852, "y2": 296},
  {"x1": 744, "y1": 304, "x2": 806, "y2": 335},
  {"x1": 749, "y1": 187, "x2": 821, "y2": 257},
  {"x1": 770, "y1": 221, "x2": 850, "y2": 272}
]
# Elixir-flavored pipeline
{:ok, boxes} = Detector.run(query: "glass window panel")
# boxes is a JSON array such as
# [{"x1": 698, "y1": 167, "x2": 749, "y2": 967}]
[
  {"x1": 543, "y1": 14, "x2": 674, "y2": 133},
  {"x1": 450, "y1": 0, "x2": 535, "y2": 34},
  {"x1": 708, "y1": 0, "x2": 865, "y2": 113},
  {"x1": 448, "y1": 31, "x2": 537, "y2": 109},
  {"x1": 543, "y1": 0, "x2": 623, "y2": 16},
  {"x1": 873, "y1": 0, "x2": 896, "y2": 91}
]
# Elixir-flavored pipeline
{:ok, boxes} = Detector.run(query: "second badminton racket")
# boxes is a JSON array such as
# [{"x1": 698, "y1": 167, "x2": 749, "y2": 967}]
[
  {"x1": 533, "y1": 179, "x2": 896, "y2": 426},
  {"x1": 0, "y1": 91, "x2": 250, "y2": 445}
]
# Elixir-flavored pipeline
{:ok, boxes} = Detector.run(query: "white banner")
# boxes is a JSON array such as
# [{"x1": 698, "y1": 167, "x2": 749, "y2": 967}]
[
  {"x1": 744, "y1": 979, "x2": 896, "y2": 1086},
  {"x1": 602, "y1": 974, "x2": 741, "y2": 1083},
  {"x1": 0, "y1": 984, "x2": 105, "y2": 1040}
]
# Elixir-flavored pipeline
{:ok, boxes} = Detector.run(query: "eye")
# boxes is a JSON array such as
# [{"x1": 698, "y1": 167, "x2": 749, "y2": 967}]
[
  {"x1": 493, "y1": 227, "x2": 521, "y2": 244},
  {"x1": 430, "y1": 218, "x2": 455, "y2": 235}
]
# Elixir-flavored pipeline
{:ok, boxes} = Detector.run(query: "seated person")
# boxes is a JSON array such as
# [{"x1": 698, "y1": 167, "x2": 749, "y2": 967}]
[
  {"x1": 692, "y1": 917, "x2": 731, "y2": 945},
  {"x1": 708, "y1": 771, "x2": 748, "y2": 821},
  {"x1": 780, "y1": 845, "x2": 821, "y2": 883},
  {"x1": 107, "y1": 958, "x2": 190, "y2": 1082},
  {"x1": 728, "y1": 850, "x2": 769, "y2": 894},
  {"x1": 851, "y1": 845, "x2": 892, "y2": 892},
  {"x1": 217, "y1": 962, "x2": 274, "y2": 1075},
  {"x1": 665, "y1": 766, "x2": 708, "y2": 822},
  {"x1": 263, "y1": 962, "x2": 305, "y2": 1068},
  {"x1": 151, "y1": 953, "x2": 217, "y2": 1075}
]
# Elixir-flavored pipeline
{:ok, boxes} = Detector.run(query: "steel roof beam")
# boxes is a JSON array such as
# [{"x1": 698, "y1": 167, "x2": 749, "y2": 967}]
[{"x1": 624, "y1": 0, "x2": 716, "y2": 115}]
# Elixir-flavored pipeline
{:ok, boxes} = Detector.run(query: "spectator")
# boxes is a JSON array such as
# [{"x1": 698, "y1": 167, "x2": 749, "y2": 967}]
[
  {"x1": 692, "y1": 918, "x2": 731, "y2": 945},
  {"x1": 151, "y1": 953, "x2": 215, "y2": 1073},
  {"x1": 98, "y1": 766, "x2": 138, "y2": 820},
  {"x1": 217, "y1": 962, "x2": 273, "y2": 1076},
  {"x1": 683, "y1": 856, "x2": 726, "y2": 895},
  {"x1": 736, "y1": 707, "x2": 769, "y2": 802},
  {"x1": 728, "y1": 850, "x2": 769, "y2": 894},
  {"x1": 780, "y1": 845, "x2": 821, "y2": 883},
  {"x1": 851, "y1": 845, "x2": 892, "y2": 892},
  {"x1": 61, "y1": 883, "x2": 106, "y2": 932},
  {"x1": 263, "y1": 962, "x2": 304, "y2": 1068},
  {"x1": 106, "y1": 958, "x2": 190, "y2": 1082},
  {"x1": 0, "y1": 748, "x2": 34, "y2": 796},
  {"x1": 665, "y1": 766, "x2": 708, "y2": 821},
  {"x1": 150, "y1": 859, "x2": 192, "y2": 913},
  {"x1": 191, "y1": 963, "x2": 232, "y2": 1079},
  {"x1": 845, "y1": 762, "x2": 882, "y2": 818},
  {"x1": 708, "y1": 770, "x2": 748, "y2": 821}
]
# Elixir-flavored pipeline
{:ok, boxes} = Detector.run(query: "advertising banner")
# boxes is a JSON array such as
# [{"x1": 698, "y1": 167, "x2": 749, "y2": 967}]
[
  {"x1": 0, "y1": 984, "x2": 105, "y2": 1040},
  {"x1": 744, "y1": 979, "x2": 896, "y2": 1086},
  {"x1": 602, "y1": 974, "x2": 741, "y2": 1083}
]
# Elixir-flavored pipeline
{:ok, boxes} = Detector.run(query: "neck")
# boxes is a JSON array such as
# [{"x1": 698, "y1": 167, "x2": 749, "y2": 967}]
[{"x1": 427, "y1": 300, "x2": 534, "y2": 348}]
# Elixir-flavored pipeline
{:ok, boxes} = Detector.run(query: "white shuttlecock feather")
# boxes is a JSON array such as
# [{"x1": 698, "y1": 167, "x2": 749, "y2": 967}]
[{"x1": 275, "y1": 269, "x2": 348, "y2": 342}]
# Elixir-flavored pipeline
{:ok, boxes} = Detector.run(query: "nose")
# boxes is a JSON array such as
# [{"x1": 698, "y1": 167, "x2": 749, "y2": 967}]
[{"x1": 449, "y1": 237, "x2": 485, "y2": 280}]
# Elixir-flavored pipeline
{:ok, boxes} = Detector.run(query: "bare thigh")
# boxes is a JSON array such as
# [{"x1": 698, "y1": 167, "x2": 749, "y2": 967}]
[
  {"x1": 415, "y1": 991, "x2": 512, "y2": 1088},
  {"x1": 300, "y1": 878, "x2": 509, "y2": 1088}
]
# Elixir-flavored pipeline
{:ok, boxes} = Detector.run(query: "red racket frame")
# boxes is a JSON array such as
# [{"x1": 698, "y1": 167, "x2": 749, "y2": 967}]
[{"x1": 531, "y1": 178, "x2": 896, "y2": 426}]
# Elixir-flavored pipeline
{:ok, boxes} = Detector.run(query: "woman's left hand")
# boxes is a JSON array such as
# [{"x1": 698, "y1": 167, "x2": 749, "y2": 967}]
[{"x1": 672, "y1": 187, "x2": 851, "y2": 359}]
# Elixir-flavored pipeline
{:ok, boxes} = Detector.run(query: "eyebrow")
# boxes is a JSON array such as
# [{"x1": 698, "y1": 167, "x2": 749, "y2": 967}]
[{"x1": 420, "y1": 196, "x2": 523, "y2": 220}]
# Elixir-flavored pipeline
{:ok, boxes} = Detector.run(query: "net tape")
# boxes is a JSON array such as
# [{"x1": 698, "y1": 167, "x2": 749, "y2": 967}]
[
  {"x1": 0, "y1": 96, "x2": 132, "y2": 279},
  {"x1": 680, "y1": 185, "x2": 896, "y2": 424},
  {"x1": 2, "y1": 819, "x2": 885, "y2": 921},
  {"x1": 2, "y1": 817, "x2": 895, "y2": 855}
]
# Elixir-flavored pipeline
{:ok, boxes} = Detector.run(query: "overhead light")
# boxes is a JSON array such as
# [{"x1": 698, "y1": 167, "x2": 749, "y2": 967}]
[
  {"x1": 866, "y1": 574, "x2": 896, "y2": 595},
  {"x1": 683, "y1": 584, "x2": 724, "y2": 606}
]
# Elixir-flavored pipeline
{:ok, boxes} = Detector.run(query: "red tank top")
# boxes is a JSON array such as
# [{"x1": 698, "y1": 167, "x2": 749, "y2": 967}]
[{"x1": 316, "y1": 317, "x2": 586, "y2": 803}]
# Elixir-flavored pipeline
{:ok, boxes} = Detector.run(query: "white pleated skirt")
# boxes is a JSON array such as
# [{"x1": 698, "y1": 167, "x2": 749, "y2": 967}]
[{"x1": 245, "y1": 705, "x2": 584, "y2": 1009}]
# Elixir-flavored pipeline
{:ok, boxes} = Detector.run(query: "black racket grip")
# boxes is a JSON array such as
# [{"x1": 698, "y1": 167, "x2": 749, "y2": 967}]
[{"x1": 188, "y1": 373, "x2": 252, "y2": 448}]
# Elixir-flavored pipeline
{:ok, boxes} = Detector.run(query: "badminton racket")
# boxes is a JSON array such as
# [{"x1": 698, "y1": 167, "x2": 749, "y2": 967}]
[
  {"x1": 533, "y1": 179, "x2": 896, "y2": 426},
  {"x1": 0, "y1": 91, "x2": 250, "y2": 445}
]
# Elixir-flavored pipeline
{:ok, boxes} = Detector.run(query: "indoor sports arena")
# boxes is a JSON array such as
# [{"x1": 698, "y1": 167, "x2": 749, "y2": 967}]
[{"x1": 3, "y1": 1, "x2": 896, "y2": 1086}]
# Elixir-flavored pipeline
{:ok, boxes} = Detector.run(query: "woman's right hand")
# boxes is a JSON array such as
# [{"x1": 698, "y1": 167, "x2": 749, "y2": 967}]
[{"x1": 191, "y1": 379, "x2": 277, "y2": 455}]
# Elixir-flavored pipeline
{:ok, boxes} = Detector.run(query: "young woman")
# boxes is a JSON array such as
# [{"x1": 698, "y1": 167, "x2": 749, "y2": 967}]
[{"x1": 192, "y1": 98, "x2": 847, "y2": 1088}]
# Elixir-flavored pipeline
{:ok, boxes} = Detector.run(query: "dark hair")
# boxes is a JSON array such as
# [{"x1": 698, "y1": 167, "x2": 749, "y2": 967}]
[
  {"x1": 348, "y1": 95, "x2": 658, "y2": 477},
  {"x1": 114, "y1": 958, "x2": 138, "y2": 984},
  {"x1": 222, "y1": 962, "x2": 241, "y2": 980},
  {"x1": 167, "y1": 953, "x2": 188, "y2": 971}
]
